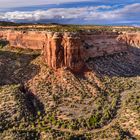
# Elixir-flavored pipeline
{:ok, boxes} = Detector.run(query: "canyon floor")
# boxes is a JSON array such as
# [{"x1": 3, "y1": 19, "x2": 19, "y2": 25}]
[{"x1": 0, "y1": 45, "x2": 140, "y2": 140}]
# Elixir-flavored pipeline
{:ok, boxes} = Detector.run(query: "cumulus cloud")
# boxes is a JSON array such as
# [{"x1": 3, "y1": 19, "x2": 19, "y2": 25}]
[
  {"x1": 0, "y1": 3, "x2": 140, "y2": 25},
  {"x1": 0, "y1": 6, "x2": 111, "y2": 21}
]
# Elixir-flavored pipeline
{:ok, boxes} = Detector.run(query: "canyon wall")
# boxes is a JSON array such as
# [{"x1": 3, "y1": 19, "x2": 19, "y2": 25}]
[
  {"x1": 81, "y1": 32, "x2": 128, "y2": 58},
  {"x1": 118, "y1": 32, "x2": 140, "y2": 48},
  {"x1": 0, "y1": 30, "x2": 140, "y2": 72},
  {"x1": 43, "y1": 32, "x2": 85, "y2": 72},
  {"x1": 1, "y1": 30, "x2": 46, "y2": 50},
  {"x1": 43, "y1": 31, "x2": 128, "y2": 72}
]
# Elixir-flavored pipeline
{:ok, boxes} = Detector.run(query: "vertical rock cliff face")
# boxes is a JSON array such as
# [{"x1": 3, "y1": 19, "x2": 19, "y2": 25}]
[
  {"x1": 0, "y1": 31, "x2": 8, "y2": 40},
  {"x1": 43, "y1": 32, "x2": 129, "y2": 72},
  {"x1": 43, "y1": 32, "x2": 84, "y2": 72},
  {"x1": 118, "y1": 32, "x2": 140, "y2": 48},
  {"x1": 62, "y1": 33, "x2": 85, "y2": 72},
  {"x1": 6, "y1": 31, "x2": 46, "y2": 50},
  {"x1": 0, "y1": 30, "x2": 140, "y2": 72},
  {"x1": 0, "y1": 31, "x2": 4, "y2": 39},
  {"x1": 43, "y1": 32, "x2": 64, "y2": 69},
  {"x1": 81, "y1": 32, "x2": 128, "y2": 59}
]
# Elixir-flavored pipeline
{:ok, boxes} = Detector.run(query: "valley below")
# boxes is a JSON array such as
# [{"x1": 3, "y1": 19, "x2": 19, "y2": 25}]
[{"x1": 0, "y1": 25, "x2": 140, "y2": 140}]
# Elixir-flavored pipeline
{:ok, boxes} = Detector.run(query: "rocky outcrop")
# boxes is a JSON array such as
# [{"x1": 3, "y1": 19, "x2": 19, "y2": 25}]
[
  {"x1": 43, "y1": 32, "x2": 64, "y2": 69},
  {"x1": 0, "y1": 30, "x2": 8, "y2": 40},
  {"x1": 81, "y1": 32, "x2": 128, "y2": 59},
  {"x1": 43, "y1": 32, "x2": 84, "y2": 72},
  {"x1": 6, "y1": 30, "x2": 46, "y2": 50},
  {"x1": 62, "y1": 33, "x2": 85, "y2": 72},
  {"x1": 0, "y1": 30, "x2": 140, "y2": 72},
  {"x1": 43, "y1": 32, "x2": 129, "y2": 72},
  {"x1": 118, "y1": 32, "x2": 140, "y2": 48}
]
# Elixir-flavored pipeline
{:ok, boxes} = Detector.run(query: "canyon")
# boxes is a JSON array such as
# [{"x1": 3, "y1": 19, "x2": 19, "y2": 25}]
[
  {"x1": 0, "y1": 26, "x2": 140, "y2": 140},
  {"x1": 0, "y1": 29, "x2": 140, "y2": 72}
]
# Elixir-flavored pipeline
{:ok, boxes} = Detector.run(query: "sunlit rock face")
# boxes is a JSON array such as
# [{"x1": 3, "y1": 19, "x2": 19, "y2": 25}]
[
  {"x1": 0, "y1": 30, "x2": 140, "y2": 72},
  {"x1": 118, "y1": 32, "x2": 140, "y2": 48},
  {"x1": 62, "y1": 33, "x2": 85, "y2": 72},
  {"x1": 80, "y1": 32, "x2": 128, "y2": 59},
  {"x1": 43, "y1": 32, "x2": 64, "y2": 69},
  {"x1": 43, "y1": 32, "x2": 84, "y2": 72},
  {"x1": 6, "y1": 30, "x2": 46, "y2": 50}
]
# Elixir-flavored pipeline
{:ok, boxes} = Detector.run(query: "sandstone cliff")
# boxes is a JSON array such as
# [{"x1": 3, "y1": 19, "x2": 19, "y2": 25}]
[
  {"x1": 118, "y1": 32, "x2": 140, "y2": 48},
  {"x1": 6, "y1": 30, "x2": 46, "y2": 50},
  {"x1": 43, "y1": 32, "x2": 85, "y2": 72},
  {"x1": 63, "y1": 33, "x2": 85, "y2": 72},
  {"x1": 43, "y1": 32, "x2": 64, "y2": 69},
  {"x1": 81, "y1": 32, "x2": 128, "y2": 59},
  {"x1": 0, "y1": 30, "x2": 140, "y2": 72}
]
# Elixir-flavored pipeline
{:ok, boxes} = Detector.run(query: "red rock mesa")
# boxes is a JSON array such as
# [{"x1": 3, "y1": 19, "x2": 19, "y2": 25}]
[{"x1": 0, "y1": 30, "x2": 140, "y2": 72}]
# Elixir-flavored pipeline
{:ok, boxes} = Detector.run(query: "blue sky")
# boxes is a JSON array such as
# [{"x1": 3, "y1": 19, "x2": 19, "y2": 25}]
[{"x1": 0, "y1": 0, "x2": 140, "y2": 25}]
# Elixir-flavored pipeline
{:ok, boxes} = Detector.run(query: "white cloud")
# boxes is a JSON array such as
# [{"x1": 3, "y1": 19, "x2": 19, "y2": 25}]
[
  {"x1": 84, "y1": 3, "x2": 140, "y2": 21},
  {"x1": 0, "y1": 6, "x2": 111, "y2": 21},
  {"x1": 0, "y1": 3, "x2": 140, "y2": 24}
]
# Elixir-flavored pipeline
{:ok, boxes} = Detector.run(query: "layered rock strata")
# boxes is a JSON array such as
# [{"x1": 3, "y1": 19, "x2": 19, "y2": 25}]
[
  {"x1": 3, "y1": 30, "x2": 46, "y2": 50},
  {"x1": 0, "y1": 30, "x2": 140, "y2": 72},
  {"x1": 118, "y1": 32, "x2": 140, "y2": 48}
]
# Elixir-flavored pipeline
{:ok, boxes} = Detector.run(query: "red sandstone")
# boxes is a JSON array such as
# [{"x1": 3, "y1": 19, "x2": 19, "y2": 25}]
[{"x1": 0, "y1": 30, "x2": 140, "y2": 72}]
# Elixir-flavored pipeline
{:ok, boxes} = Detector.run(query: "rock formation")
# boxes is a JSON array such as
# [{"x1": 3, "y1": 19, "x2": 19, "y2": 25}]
[
  {"x1": 62, "y1": 33, "x2": 85, "y2": 72},
  {"x1": 0, "y1": 30, "x2": 140, "y2": 72},
  {"x1": 6, "y1": 30, "x2": 46, "y2": 50},
  {"x1": 81, "y1": 32, "x2": 128, "y2": 58},
  {"x1": 43, "y1": 32, "x2": 85, "y2": 72},
  {"x1": 43, "y1": 32, "x2": 64, "y2": 69},
  {"x1": 118, "y1": 32, "x2": 140, "y2": 48}
]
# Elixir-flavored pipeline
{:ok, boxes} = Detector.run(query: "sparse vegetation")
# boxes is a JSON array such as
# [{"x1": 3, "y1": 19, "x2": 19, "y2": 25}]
[
  {"x1": 0, "y1": 21, "x2": 140, "y2": 32},
  {"x1": 0, "y1": 34, "x2": 140, "y2": 139},
  {"x1": 0, "y1": 40, "x2": 9, "y2": 48}
]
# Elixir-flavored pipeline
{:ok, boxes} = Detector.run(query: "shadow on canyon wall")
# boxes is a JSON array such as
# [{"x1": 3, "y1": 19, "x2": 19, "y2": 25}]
[
  {"x1": 0, "y1": 49, "x2": 45, "y2": 117},
  {"x1": 86, "y1": 46, "x2": 140, "y2": 78},
  {"x1": 0, "y1": 43, "x2": 140, "y2": 86},
  {"x1": 0, "y1": 40, "x2": 9, "y2": 47},
  {"x1": 0, "y1": 50, "x2": 40, "y2": 86}
]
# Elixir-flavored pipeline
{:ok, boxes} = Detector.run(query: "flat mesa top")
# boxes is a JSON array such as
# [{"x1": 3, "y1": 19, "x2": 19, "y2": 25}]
[{"x1": 0, "y1": 21, "x2": 140, "y2": 32}]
